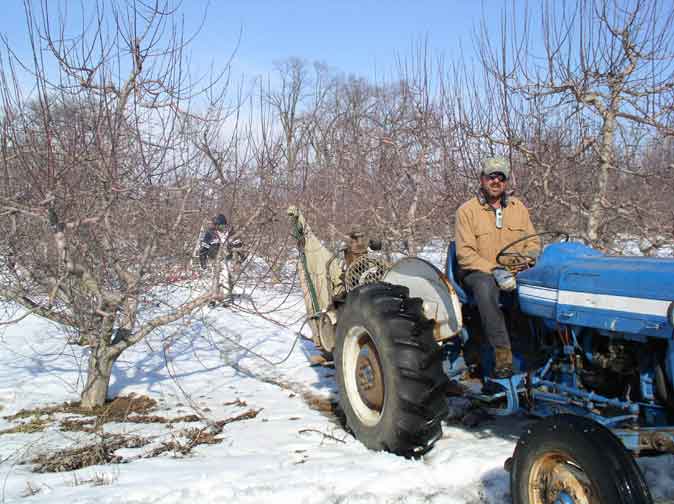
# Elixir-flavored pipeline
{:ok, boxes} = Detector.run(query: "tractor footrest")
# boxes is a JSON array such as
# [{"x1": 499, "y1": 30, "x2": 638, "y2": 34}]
[{"x1": 472, "y1": 374, "x2": 526, "y2": 416}]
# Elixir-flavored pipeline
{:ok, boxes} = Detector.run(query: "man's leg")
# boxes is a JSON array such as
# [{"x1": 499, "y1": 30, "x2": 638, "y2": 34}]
[
  {"x1": 463, "y1": 270, "x2": 512, "y2": 378},
  {"x1": 199, "y1": 250, "x2": 208, "y2": 270}
]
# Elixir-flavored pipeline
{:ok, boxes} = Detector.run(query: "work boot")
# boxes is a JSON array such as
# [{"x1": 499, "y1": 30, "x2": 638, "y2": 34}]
[
  {"x1": 481, "y1": 348, "x2": 514, "y2": 396},
  {"x1": 492, "y1": 364, "x2": 513, "y2": 380},
  {"x1": 493, "y1": 347, "x2": 513, "y2": 379}
]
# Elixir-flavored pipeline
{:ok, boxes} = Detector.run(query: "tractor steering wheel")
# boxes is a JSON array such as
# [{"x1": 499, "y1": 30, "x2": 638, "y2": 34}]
[{"x1": 496, "y1": 231, "x2": 569, "y2": 269}]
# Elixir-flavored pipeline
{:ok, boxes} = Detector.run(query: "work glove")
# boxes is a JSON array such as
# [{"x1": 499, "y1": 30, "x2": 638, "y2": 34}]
[{"x1": 493, "y1": 267, "x2": 516, "y2": 291}]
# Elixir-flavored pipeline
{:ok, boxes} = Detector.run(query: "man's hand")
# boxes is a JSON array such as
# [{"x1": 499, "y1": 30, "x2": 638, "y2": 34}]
[
  {"x1": 493, "y1": 267, "x2": 516, "y2": 291},
  {"x1": 508, "y1": 250, "x2": 538, "y2": 272}
]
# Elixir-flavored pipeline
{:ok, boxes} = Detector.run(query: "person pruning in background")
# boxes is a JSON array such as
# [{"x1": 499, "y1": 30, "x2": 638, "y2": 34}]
[{"x1": 199, "y1": 214, "x2": 228, "y2": 270}]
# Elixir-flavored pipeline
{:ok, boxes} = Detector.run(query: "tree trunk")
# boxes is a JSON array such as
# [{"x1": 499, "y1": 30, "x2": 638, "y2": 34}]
[
  {"x1": 587, "y1": 112, "x2": 615, "y2": 243},
  {"x1": 406, "y1": 170, "x2": 421, "y2": 256},
  {"x1": 80, "y1": 345, "x2": 115, "y2": 409}
]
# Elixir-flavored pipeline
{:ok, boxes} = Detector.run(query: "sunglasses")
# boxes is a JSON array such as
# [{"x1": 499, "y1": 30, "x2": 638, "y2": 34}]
[{"x1": 484, "y1": 173, "x2": 506, "y2": 182}]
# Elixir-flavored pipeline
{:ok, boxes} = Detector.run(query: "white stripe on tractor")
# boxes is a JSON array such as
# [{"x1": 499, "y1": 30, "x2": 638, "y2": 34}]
[
  {"x1": 558, "y1": 290, "x2": 671, "y2": 318},
  {"x1": 519, "y1": 285, "x2": 671, "y2": 318},
  {"x1": 519, "y1": 285, "x2": 557, "y2": 301}
]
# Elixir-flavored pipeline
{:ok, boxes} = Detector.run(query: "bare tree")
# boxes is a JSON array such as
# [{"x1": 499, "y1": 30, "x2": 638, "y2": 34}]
[
  {"x1": 277, "y1": 50, "x2": 458, "y2": 257},
  {"x1": 473, "y1": 0, "x2": 674, "y2": 244},
  {"x1": 365, "y1": 45, "x2": 453, "y2": 255},
  {"x1": 0, "y1": 0, "x2": 235, "y2": 408}
]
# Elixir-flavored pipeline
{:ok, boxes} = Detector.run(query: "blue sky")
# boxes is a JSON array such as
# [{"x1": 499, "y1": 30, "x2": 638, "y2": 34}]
[
  {"x1": 187, "y1": 1, "x2": 504, "y2": 78},
  {"x1": 1, "y1": 1, "x2": 514, "y2": 82}
]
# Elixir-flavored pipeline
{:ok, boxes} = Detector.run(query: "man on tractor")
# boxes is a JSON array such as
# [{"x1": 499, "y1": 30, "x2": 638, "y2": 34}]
[{"x1": 454, "y1": 156, "x2": 538, "y2": 382}]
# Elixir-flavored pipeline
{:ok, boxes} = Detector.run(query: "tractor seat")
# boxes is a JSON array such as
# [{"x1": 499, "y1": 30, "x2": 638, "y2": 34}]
[
  {"x1": 446, "y1": 241, "x2": 517, "y2": 310},
  {"x1": 445, "y1": 241, "x2": 472, "y2": 305}
]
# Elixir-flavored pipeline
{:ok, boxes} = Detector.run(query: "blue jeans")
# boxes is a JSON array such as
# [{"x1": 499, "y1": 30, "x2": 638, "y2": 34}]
[{"x1": 462, "y1": 270, "x2": 510, "y2": 351}]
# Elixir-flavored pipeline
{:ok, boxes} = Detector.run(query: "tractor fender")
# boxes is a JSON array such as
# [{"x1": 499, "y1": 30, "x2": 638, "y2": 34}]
[
  {"x1": 316, "y1": 308, "x2": 338, "y2": 353},
  {"x1": 383, "y1": 257, "x2": 462, "y2": 342}
]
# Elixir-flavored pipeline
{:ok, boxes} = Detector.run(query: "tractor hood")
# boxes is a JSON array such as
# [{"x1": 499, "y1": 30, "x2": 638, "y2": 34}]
[{"x1": 518, "y1": 242, "x2": 674, "y2": 339}]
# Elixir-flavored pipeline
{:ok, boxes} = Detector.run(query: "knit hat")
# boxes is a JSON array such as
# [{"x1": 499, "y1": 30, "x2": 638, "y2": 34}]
[{"x1": 213, "y1": 214, "x2": 227, "y2": 226}]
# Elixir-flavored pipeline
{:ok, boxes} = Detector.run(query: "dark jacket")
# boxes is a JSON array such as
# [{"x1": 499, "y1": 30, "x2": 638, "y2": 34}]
[{"x1": 199, "y1": 226, "x2": 224, "y2": 268}]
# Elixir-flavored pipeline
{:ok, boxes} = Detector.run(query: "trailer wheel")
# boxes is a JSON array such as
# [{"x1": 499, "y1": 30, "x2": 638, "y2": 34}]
[
  {"x1": 511, "y1": 415, "x2": 652, "y2": 504},
  {"x1": 334, "y1": 282, "x2": 448, "y2": 457}
]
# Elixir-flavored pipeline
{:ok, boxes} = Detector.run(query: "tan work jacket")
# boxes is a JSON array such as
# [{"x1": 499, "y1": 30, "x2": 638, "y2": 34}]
[{"x1": 455, "y1": 194, "x2": 537, "y2": 274}]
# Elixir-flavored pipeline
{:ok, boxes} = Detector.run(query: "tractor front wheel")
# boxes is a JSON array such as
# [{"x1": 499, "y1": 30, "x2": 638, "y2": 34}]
[
  {"x1": 334, "y1": 282, "x2": 448, "y2": 457},
  {"x1": 511, "y1": 414, "x2": 652, "y2": 504}
]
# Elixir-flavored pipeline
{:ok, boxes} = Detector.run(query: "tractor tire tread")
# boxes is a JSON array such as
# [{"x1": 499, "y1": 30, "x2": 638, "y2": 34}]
[
  {"x1": 335, "y1": 282, "x2": 447, "y2": 457},
  {"x1": 511, "y1": 414, "x2": 652, "y2": 504}
]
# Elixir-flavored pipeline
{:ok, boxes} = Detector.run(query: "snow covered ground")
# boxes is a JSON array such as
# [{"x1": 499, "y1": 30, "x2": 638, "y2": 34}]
[{"x1": 1, "y1": 248, "x2": 673, "y2": 503}]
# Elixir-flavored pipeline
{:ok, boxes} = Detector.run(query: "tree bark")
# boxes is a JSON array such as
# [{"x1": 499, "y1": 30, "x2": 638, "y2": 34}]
[
  {"x1": 587, "y1": 111, "x2": 616, "y2": 242},
  {"x1": 80, "y1": 345, "x2": 115, "y2": 409}
]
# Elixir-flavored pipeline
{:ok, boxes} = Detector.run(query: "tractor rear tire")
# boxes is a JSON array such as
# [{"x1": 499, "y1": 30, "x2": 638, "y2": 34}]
[
  {"x1": 511, "y1": 414, "x2": 652, "y2": 504},
  {"x1": 334, "y1": 282, "x2": 448, "y2": 457}
]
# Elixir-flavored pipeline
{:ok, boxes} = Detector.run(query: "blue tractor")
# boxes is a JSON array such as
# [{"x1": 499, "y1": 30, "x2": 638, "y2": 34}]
[
  {"x1": 288, "y1": 208, "x2": 673, "y2": 504},
  {"x1": 445, "y1": 232, "x2": 673, "y2": 503}
]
